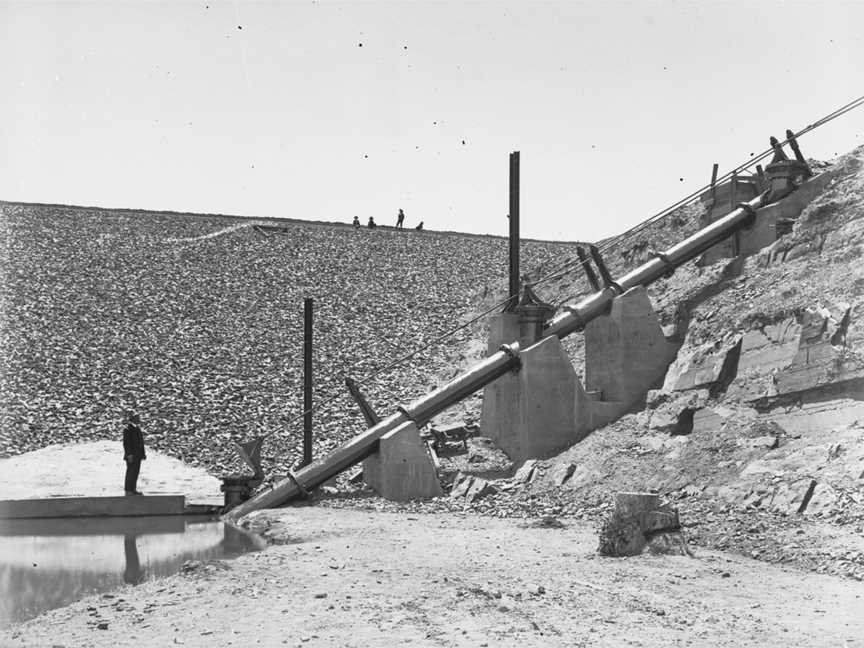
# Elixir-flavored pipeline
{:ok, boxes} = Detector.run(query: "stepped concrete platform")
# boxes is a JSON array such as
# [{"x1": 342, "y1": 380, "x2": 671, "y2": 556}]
[{"x1": 0, "y1": 495, "x2": 186, "y2": 519}]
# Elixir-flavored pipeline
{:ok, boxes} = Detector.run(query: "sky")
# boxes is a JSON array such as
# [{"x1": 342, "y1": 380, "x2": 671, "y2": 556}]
[{"x1": 1, "y1": 1, "x2": 862, "y2": 241}]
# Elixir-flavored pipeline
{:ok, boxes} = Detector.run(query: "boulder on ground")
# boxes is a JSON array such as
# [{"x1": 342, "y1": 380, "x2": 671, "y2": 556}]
[
  {"x1": 465, "y1": 477, "x2": 497, "y2": 503},
  {"x1": 548, "y1": 462, "x2": 576, "y2": 487},
  {"x1": 663, "y1": 334, "x2": 742, "y2": 393},
  {"x1": 648, "y1": 390, "x2": 710, "y2": 435},
  {"x1": 598, "y1": 492, "x2": 688, "y2": 557},
  {"x1": 513, "y1": 459, "x2": 539, "y2": 484}
]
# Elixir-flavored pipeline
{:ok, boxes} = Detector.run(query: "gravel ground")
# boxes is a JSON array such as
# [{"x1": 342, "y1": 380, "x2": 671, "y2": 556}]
[{"x1": 3, "y1": 507, "x2": 864, "y2": 648}]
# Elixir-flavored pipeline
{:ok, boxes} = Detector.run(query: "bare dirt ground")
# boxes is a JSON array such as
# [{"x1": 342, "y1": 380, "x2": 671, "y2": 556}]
[{"x1": 2, "y1": 506, "x2": 863, "y2": 648}]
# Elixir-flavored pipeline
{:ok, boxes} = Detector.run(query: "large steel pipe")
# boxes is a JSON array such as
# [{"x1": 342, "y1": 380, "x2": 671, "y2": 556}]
[
  {"x1": 544, "y1": 192, "x2": 768, "y2": 340},
  {"x1": 403, "y1": 343, "x2": 520, "y2": 426},
  {"x1": 225, "y1": 344, "x2": 521, "y2": 520}
]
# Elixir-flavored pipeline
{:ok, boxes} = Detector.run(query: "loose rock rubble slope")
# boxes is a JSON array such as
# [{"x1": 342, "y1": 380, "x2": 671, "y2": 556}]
[{"x1": 0, "y1": 206, "x2": 580, "y2": 475}]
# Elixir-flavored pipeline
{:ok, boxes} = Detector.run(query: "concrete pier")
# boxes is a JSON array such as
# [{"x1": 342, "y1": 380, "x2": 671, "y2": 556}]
[
  {"x1": 362, "y1": 421, "x2": 443, "y2": 501},
  {"x1": 482, "y1": 287, "x2": 680, "y2": 462},
  {"x1": 584, "y1": 286, "x2": 681, "y2": 407},
  {"x1": 482, "y1": 335, "x2": 630, "y2": 462}
]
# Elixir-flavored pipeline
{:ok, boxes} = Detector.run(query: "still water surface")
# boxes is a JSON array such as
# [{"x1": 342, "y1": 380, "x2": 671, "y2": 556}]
[{"x1": 0, "y1": 515, "x2": 265, "y2": 628}]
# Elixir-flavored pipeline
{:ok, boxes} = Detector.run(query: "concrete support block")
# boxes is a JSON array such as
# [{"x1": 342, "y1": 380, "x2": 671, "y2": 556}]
[
  {"x1": 707, "y1": 169, "x2": 837, "y2": 265},
  {"x1": 698, "y1": 178, "x2": 760, "y2": 266},
  {"x1": 481, "y1": 288, "x2": 680, "y2": 463},
  {"x1": 362, "y1": 421, "x2": 443, "y2": 501},
  {"x1": 481, "y1": 336, "x2": 630, "y2": 462},
  {"x1": 584, "y1": 286, "x2": 681, "y2": 407},
  {"x1": 485, "y1": 313, "x2": 522, "y2": 356},
  {"x1": 485, "y1": 311, "x2": 550, "y2": 355},
  {"x1": 482, "y1": 336, "x2": 577, "y2": 461}
]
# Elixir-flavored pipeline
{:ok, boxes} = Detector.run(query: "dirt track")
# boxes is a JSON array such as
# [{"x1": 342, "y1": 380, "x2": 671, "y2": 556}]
[{"x1": 2, "y1": 507, "x2": 862, "y2": 648}]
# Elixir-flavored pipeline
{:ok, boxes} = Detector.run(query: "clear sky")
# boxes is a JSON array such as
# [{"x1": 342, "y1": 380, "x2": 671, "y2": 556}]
[{"x1": 1, "y1": 1, "x2": 862, "y2": 241}]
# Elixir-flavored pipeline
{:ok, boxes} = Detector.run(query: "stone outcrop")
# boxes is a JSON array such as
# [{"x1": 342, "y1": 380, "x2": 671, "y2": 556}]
[
  {"x1": 597, "y1": 492, "x2": 689, "y2": 557},
  {"x1": 662, "y1": 334, "x2": 741, "y2": 393},
  {"x1": 724, "y1": 301, "x2": 860, "y2": 400}
]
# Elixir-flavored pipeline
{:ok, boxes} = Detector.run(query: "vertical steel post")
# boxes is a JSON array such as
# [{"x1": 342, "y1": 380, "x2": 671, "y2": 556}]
[
  {"x1": 730, "y1": 171, "x2": 739, "y2": 255},
  {"x1": 710, "y1": 163, "x2": 719, "y2": 202},
  {"x1": 507, "y1": 151, "x2": 520, "y2": 310},
  {"x1": 730, "y1": 170, "x2": 738, "y2": 211},
  {"x1": 302, "y1": 297, "x2": 313, "y2": 467}
]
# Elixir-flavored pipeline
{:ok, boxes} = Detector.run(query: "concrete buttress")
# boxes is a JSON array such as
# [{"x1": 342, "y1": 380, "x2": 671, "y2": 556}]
[
  {"x1": 362, "y1": 421, "x2": 443, "y2": 501},
  {"x1": 482, "y1": 336, "x2": 628, "y2": 462},
  {"x1": 485, "y1": 312, "x2": 525, "y2": 354},
  {"x1": 482, "y1": 286, "x2": 681, "y2": 462},
  {"x1": 584, "y1": 286, "x2": 681, "y2": 407}
]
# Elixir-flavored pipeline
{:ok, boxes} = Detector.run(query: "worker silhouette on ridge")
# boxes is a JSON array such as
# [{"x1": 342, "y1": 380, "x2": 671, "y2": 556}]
[
  {"x1": 123, "y1": 411, "x2": 146, "y2": 495},
  {"x1": 367, "y1": 216, "x2": 377, "y2": 229},
  {"x1": 396, "y1": 209, "x2": 405, "y2": 228},
  {"x1": 415, "y1": 221, "x2": 424, "y2": 231},
  {"x1": 352, "y1": 216, "x2": 360, "y2": 229}
]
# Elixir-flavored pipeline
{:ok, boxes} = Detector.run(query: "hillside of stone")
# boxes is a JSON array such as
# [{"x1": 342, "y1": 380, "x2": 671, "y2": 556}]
[
  {"x1": 0, "y1": 204, "x2": 583, "y2": 474},
  {"x1": 378, "y1": 144, "x2": 864, "y2": 580}
]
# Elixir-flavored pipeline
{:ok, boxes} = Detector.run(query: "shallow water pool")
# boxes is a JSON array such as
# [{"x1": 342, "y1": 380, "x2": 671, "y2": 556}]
[{"x1": 0, "y1": 515, "x2": 265, "y2": 627}]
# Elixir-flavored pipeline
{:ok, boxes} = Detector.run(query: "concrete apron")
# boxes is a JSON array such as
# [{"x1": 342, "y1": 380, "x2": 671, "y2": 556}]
[
  {"x1": 0, "y1": 495, "x2": 186, "y2": 519},
  {"x1": 482, "y1": 286, "x2": 681, "y2": 462}
]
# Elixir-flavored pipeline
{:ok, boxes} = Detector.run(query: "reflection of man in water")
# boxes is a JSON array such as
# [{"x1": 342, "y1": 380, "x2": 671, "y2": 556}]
[
  {"x1": 123, "y1": 412, "x2": 146, "y2": 495},
  {"x1": 123, "y1": 534, "x2": 145, "y2": 585}
]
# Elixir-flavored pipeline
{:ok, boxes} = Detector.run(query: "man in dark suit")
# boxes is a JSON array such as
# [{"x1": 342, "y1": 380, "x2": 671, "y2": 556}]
[{"x1": 123, "y1": 412, "x2": 146, "y2": 495}]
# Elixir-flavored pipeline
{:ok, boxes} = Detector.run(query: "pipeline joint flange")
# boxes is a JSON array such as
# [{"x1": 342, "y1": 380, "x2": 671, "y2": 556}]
[
  {"x1": 498, "y1": 343, "x2": 522, "y2": 371},
  {"x1": 650, "y1": 250, "x2": 675, "y2": 279},
  {"x1": 737, "y1": 202, "x2": 759, "y2": 228},
  {"x1": 607, "y1": 281, "x2": 624, "y2": 295},
  {"x1": 562, "y1": 306, "x2": 587, "y2": 332},
  {"x1": 286, "y1": 471, "x2": 311, "y2": 499},
  {"x1": 395, "y1": 405, "x2": 414, "y2": 421}
]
